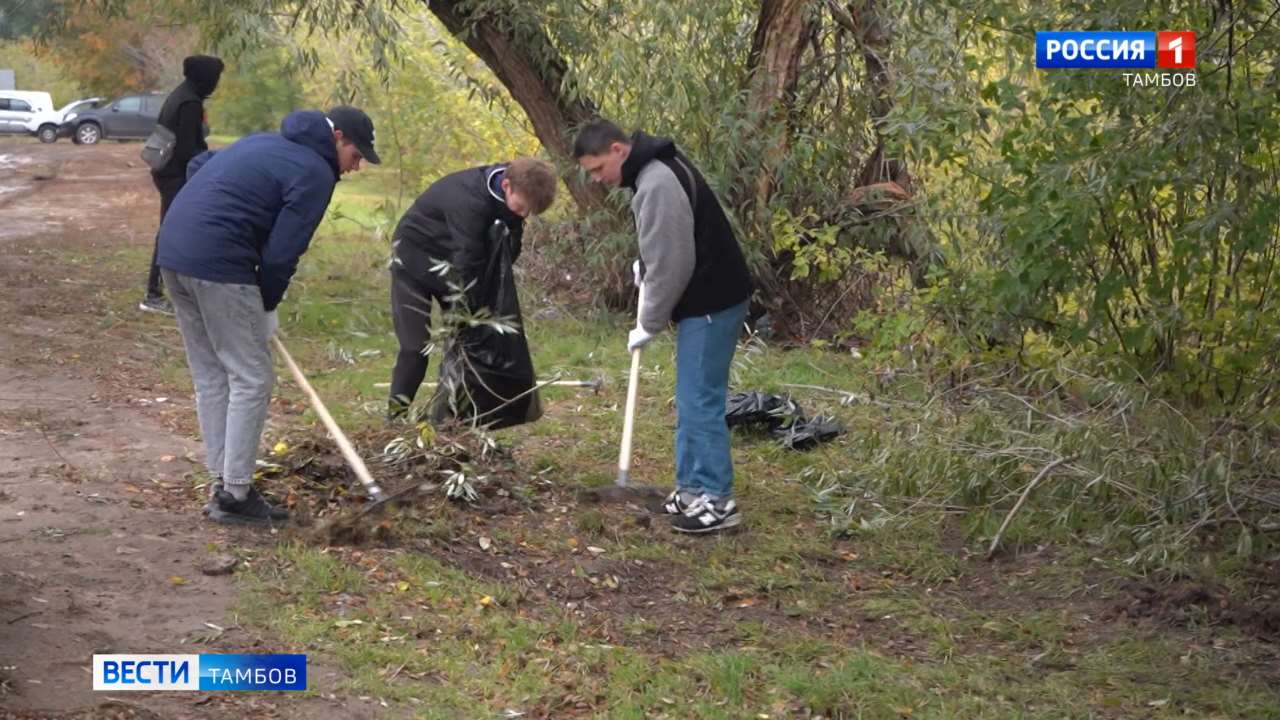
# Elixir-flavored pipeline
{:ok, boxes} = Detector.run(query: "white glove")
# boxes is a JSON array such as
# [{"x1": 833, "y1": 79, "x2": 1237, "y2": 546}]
[
  {"x1": 265, "y1": 309, "x2": 279, "y2": 338},
  {"x1": 628, "y1": 326, "x2": 656, "y2": 352},
  {"x1": 632, "y1": 259, "x2": 643, "y2": 287}
]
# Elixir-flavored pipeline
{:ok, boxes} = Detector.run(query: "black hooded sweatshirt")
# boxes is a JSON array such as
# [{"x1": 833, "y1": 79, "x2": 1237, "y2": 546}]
[
  {"x1": 620, "y1": 131, "x2": 752, "y2": 326},
  {"x1": 152, "y1": 55, "x2": 224, "y2": 179}
]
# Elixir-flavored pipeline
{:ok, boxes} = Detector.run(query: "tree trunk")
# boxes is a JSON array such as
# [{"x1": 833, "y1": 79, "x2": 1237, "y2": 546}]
[
  {"x1": 736, "y1": 0, "x2": 815, "y2": 219},
  {"x1": 425, "y1": 0, "x2": 607, "y2": 213},
  {"x1": 827, "y1": 0, "x2": 932, "y2": 284},
  {"x1": 834, "y1": 0, "x2": 911, "y2": 189},
  {"x1": 734, "y1": 0, "x2": 818, "y2": 319}
]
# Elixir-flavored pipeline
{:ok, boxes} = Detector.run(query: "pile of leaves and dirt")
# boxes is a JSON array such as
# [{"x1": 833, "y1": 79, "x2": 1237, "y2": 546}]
[
  {"x1": 253, "y1": 422, "x2": 541, "y2": 547},
  {"x1": 249, "y1": 422, "x2": 888, "y2": 656}
]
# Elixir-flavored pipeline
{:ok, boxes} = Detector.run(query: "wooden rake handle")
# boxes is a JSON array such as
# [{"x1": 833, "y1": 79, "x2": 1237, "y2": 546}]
[{"x1": 273, "y1": 335, "x2": 385, "y2": 502}]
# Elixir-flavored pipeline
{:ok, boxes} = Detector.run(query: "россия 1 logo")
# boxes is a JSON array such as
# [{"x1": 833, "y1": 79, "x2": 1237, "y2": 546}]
[{"x1": 1036, "y1": 31, "x2": 1196, "y2": 87}]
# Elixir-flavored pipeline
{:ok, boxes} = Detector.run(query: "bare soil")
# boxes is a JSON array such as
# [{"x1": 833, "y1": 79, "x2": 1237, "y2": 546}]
[{"x1": 0, "y1": 138, "x2": 381, "y2": 720}]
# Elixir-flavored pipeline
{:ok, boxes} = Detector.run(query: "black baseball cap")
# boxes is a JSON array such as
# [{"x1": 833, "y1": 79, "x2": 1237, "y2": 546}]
[{"x1": 327, "y1": 106, "x2": 380, "y2": 164}]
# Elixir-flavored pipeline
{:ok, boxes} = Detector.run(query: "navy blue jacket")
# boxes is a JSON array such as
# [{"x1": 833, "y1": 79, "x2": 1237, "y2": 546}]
[{"x1": 156, "y1": 110, "x2": 339, "y2": 311}]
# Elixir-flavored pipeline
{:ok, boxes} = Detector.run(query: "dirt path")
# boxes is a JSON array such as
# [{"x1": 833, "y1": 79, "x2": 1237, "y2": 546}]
[{"x1": 0, "y1": 139, "x2": 380, "y2": 719}]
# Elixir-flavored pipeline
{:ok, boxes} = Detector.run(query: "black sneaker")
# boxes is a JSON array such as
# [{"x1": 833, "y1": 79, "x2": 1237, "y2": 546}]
[
  {"x1": 672, "y1": 495, "x2": 742, "y2": 534},
  {"x1": 201, "y1": 481, "x2": 223, "y2": 516},
  {"x1": 660, "y1": 489, "x2": 698, "y2": 516},
  {"x1": 387, "y1": 395, "x2": 411, "y2": 422},
  {"x1": 208, "y1": 486, "x2": 289, "y2": 527},
  {"x1": 139, "y1": 295, "x2": 175, "y2": 316}
]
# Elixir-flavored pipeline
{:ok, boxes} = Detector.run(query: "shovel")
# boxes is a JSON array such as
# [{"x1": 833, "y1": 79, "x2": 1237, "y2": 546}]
[{"x1": 579, "y1": 283, "x2": 664, "y2": 506}]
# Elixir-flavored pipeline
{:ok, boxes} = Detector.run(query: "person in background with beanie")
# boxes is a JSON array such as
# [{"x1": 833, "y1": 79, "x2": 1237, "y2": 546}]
[
  {"x1": 157, "y1": 106, "x2": 379, "y2": 526},
  {"x1": 142, "y1": 54, "x2": 225, "y2": 315}
]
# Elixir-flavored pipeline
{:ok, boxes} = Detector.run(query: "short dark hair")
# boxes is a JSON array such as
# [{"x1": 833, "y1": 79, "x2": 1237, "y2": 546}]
[
  {"x1": 573, "y1": 119, "x2": 629, "y2": 158},
  {"x1": 506, "y1": 157, "x2": 558, "y2": 215}
]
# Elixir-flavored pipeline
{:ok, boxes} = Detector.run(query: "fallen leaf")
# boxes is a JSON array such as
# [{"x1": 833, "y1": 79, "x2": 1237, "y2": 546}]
[
  {"x1": 159, "y1": 455, "x2": 175, "y2": 463},
  {"x1": 272, "y1": 441, "x2": 289, "y2": 455},
  {"x1": 479, "y1": 536, "x2": 493, "y2": 552},
  {"x1": 478, "y1": 595, "x2": 493, "y2": 608},
  {"x1": 168, "y1": 575, "x2": 187, "y2": 586},
  {"x1": 736, "y1": 598, "x2": 760, "y2": 608},
  {"x1": 586, "y1": 546, "x2": 606, "y2": 556},
  {"x1": 395, "y1": 581, "x2": 410, "y2": 593},
  {"x1": 334, "y1": 619, "x2": 364, "y2": 628}
]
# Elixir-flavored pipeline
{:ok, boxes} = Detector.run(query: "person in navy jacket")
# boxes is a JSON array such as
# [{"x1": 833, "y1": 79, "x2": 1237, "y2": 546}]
[{"x1": 157, "y1": 106, "x2": 379, "y2": 526}]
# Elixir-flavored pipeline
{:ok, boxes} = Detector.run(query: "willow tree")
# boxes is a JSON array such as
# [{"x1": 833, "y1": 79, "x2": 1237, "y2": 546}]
[{"x1": 61, "y1": 0, "x2": 924, "y2": 330}]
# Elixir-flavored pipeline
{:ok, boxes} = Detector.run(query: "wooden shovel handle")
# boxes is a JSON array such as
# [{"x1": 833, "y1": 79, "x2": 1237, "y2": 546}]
[{"x1": 616, "y1": 283, "x2": 646, "y2": 487}]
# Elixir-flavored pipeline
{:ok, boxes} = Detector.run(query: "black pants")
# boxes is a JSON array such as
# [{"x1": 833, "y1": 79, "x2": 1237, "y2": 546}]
[
  {"x1": 147, "y1": 173, "x2": 186, "y2": 298},
  {"x1": 389, "y1": 267, "x2": 451, "y2": 410}
]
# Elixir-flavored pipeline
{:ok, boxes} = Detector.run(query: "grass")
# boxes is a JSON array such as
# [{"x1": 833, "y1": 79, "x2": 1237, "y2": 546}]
[
  {"x1": 235, "y1": 537, "x2": 1280, "y2": 718},
  {"x1": 77, "y1": 175, "x2": 1280, "y2": 718}
]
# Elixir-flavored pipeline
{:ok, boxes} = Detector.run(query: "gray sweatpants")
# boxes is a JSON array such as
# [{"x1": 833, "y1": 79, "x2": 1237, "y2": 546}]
[{"x1": 162, "y1": 269, "x2": 273, "y2": 489}]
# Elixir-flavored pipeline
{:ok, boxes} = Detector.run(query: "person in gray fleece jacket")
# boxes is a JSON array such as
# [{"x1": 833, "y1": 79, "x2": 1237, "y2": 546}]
[{"x1": 575, "y1": 119, "x2": 753, "y2": 534}]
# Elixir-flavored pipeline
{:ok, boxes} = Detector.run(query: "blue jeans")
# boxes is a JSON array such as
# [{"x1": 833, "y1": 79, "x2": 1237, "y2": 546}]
[{"x1": 675, "y1": 300, "x2": 748, "y2": 500}]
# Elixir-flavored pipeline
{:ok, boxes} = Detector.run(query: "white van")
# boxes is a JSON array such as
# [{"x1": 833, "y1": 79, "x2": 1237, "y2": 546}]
[
  {"x1": 27, "y1": 97, "x2": 102, "y2": 143},
  {"x1": 0, "y1": 90, "x2": 55, "y2": 136}
]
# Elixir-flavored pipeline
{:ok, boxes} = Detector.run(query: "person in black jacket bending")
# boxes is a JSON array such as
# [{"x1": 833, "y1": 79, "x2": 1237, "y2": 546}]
[
  {"x1": 387, "y1": 158, "x2": 558, "y2": 419},
  {"x1": 141, "y1": 54, "x2": 224, "y2": 315}
]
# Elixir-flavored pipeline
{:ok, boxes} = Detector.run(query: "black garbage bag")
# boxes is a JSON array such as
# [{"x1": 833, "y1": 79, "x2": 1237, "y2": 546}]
[
  {"x1": 772, "y1": 414, "x2": 846, "y2": 450},
  {"x1": 725, "y1": 391, "x2": 804, "y2": 430},
  {"x1": 725, "y1": 391, "x2": 844, "y2": 450},
  {"x1": 428, "y1": 223, "x2": 542, "y2": 430}
]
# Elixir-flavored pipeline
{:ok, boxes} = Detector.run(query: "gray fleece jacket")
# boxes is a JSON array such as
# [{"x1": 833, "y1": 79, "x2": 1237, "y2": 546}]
[{"x1": 632, "y1": 161, "x2": 696, "y2": 333}]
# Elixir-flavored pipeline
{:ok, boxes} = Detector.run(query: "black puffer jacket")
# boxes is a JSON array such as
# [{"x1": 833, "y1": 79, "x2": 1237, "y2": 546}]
[
  {"x1": 392, "y1": 164, "x2": 524, "y2": 296},
  {"x1": 152, "y1": 55, "x2": 224, "y2": 179}
]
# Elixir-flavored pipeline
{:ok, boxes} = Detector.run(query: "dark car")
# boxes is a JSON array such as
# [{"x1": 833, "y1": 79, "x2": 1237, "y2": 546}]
[{"x1": 58, "y1": 91, "x2": 164, "y2": 145}]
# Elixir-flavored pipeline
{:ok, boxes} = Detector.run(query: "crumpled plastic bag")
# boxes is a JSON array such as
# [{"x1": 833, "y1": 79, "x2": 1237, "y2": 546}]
[
  {"x1": 724, "y1": 391, "x2": 844, "y2": 450},
  {"x1": 724, "y1": 391, "x2": 803, "y2": 429},
  {"x1": 772, "y1": 414, "x2": 845, "y2": 450}
]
